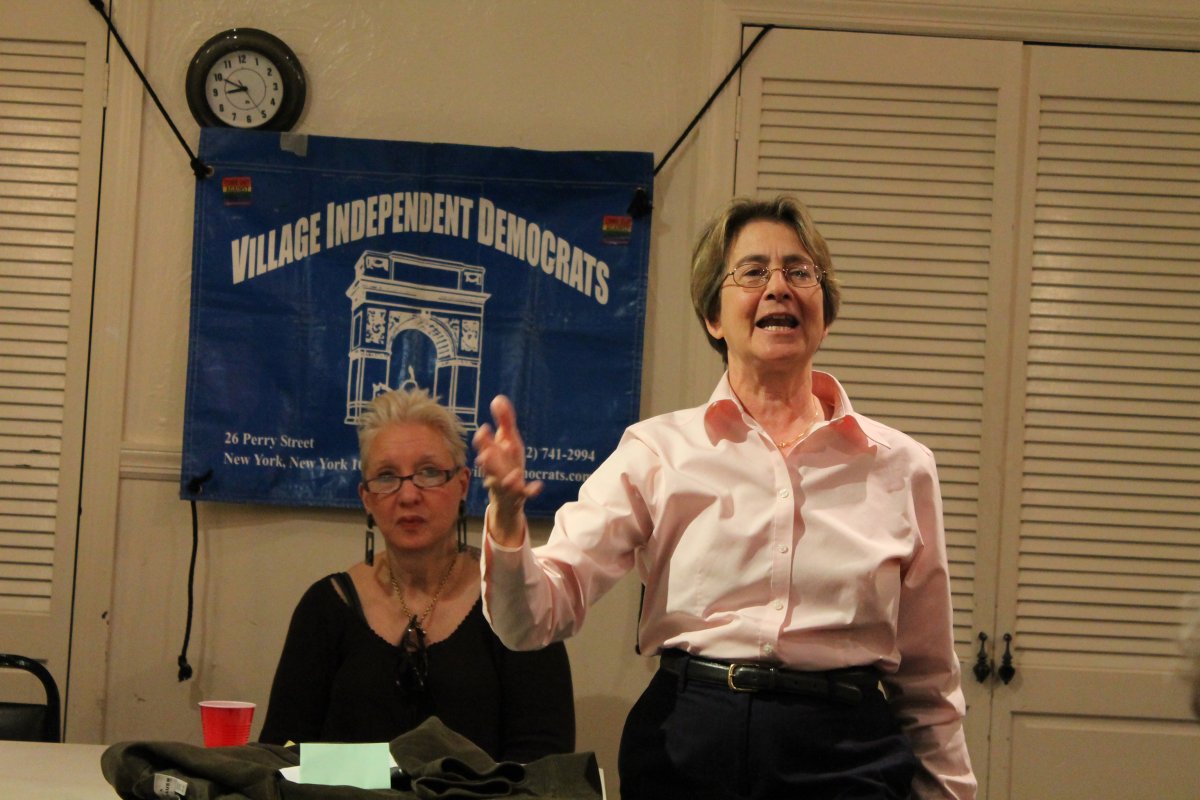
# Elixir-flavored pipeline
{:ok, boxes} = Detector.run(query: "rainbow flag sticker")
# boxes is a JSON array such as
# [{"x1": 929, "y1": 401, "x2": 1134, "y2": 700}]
[
  {"x1": 221, "y1": 176, "x2": 252, "y2": 206},
  {"x1": 602, "y1": 214, "x2": 633, "y2": 245}
]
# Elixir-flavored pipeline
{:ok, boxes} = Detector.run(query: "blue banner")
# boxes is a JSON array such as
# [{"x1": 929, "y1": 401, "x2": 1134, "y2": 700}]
[{"x1": 181, "y1": 129, "x2": 652, "y2": 517}]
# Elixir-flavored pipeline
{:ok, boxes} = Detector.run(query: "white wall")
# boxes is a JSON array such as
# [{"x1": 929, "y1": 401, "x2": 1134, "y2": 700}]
[{"x1": 95, "y1": 0, "x2": 729, "y2": 787}]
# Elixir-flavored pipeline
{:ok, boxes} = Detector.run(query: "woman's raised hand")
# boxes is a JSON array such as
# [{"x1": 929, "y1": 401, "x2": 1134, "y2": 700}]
[{"x1": 473, "y1": 395, "x2": 543, "y2": 546}]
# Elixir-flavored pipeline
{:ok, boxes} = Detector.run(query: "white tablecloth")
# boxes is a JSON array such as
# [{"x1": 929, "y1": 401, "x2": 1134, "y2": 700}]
[{"x1": 0, "y1": 740, "x2": 114, "y2": 799}]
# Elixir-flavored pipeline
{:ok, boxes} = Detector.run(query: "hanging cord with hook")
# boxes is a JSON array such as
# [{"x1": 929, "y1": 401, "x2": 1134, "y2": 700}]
[
  {"x1": 653, "y1": 24, "x2": 775, "y2": 176},
  {"x1": 628, "y1": 25, "x2": 775, "y2": 221},
  {"x1": 85, "y1": 0, "x2": 211, "y2": 178}
]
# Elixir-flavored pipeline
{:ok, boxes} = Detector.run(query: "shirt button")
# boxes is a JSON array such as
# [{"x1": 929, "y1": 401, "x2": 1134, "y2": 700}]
[
  {"x1": 778, "y1": 488, "x2": 790, "y2": 499},
  {"x1": 762, "y1": 644, "x2": 774, "y2": 656},
  {"x1": 777, "y1": 544, "x2": 789, "y2": 554},
  {"x1": 773, "y1": 599, "x2": 784, "y2": 610}
]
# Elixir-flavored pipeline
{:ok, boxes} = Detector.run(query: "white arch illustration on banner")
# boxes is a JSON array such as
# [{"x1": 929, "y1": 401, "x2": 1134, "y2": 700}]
[{"x1": 344, "y1": 249, "x2": 490, "y2": 430}]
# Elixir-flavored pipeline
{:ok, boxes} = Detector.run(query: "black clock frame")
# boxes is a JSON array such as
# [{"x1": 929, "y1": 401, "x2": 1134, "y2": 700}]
[{"x1": 185, "y1": 28, "x2": 306, "y2": 131}]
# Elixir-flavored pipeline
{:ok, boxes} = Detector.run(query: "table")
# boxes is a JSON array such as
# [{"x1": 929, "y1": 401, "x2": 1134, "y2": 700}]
[
  {"x1": 0, "y1": 740, "x2": 606, "y2": 799},
  {"x1": 0, "y1": 740, "x2": 115, "y2": 798}
]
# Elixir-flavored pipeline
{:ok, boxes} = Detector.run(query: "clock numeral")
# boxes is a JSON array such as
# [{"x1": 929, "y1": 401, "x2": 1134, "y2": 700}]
[
  {"x1": 214, "y1": 72, "x2": 224, "y2": 82},
  {"x1": 222, "y1": 59, "x2": 231, "y2": 69},
  {"x1": 267, "y1": 67, "x2": 274, "y2": 76},
  {"x1": 238, "y1": 54, "x2": 247, "y2": 64},
  {"x1": 273, "y1": 82, "x2": 279, "y2": 91},
  {"x1": 211, "y1": 88, "x2": 218, "y2": 98},
  {"x1": 261, "y1": 110, "x2": 267, "y2": 119}
]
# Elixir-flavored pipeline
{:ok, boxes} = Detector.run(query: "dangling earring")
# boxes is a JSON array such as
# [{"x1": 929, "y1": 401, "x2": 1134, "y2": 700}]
[
  {"x1": 364, "y1": 513, "x2": 376, "y2": 565},
  {"x1": 456, "y1": 501, "x2": 467, "y2": 552}
]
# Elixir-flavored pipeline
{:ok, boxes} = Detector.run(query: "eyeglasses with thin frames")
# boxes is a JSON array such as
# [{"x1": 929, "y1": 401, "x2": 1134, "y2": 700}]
[
  {"x1": 364, "y1": 466, "x2": 457, "y2": 495},
  {"x1": 396, "y1": 615, "x2": 428, "y2": 694},
  {"x1": 724, "y1": 262, "x2": 823, "y2": 290}
]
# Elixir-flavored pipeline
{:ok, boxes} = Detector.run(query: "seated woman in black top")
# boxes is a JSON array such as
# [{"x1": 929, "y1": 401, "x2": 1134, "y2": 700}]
[{"x1": 260, "y1": 388, "x2": 575, "y2": 762}]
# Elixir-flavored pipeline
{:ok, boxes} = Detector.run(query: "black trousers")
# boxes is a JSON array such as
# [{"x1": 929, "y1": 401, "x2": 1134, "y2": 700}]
[{"x1": 617, "y1": 666, "x2": 917, "y2": 799}]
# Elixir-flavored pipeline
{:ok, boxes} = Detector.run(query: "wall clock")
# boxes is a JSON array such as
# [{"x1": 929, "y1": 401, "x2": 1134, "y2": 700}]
[{"x1": 186, "y1": 28, "x2": 306, "y2": 131}]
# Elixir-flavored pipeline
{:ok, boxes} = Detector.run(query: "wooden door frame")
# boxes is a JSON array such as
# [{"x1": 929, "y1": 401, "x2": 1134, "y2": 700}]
[{"x1": 65, "y1": 0, "x2": 148, "y2": 742}]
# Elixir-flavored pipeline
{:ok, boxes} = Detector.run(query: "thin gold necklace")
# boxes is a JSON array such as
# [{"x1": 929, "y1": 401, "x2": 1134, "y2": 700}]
[
  {"x1": 775, "y1": 429, "x2": 809, "y2": 450},
  {"x1": 387, "y1": 551, "x2": 458, "y2": 632},
  {"x1": 774, "y1": 399, "x2": 825, "y2": 450}
]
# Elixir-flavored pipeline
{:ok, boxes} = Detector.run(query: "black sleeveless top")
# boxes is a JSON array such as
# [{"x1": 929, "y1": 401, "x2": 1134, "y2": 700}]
[{"x1": 259, "y1": 572, "x2": 575, "y2": 762}]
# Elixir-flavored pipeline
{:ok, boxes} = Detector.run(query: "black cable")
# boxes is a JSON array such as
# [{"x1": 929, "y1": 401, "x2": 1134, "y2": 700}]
[
  {"x1": 178, "y1": 500, "x2": 198, "y2": 681},
  {"x1": 178, "y1": 470, "x2": 212, "y2": 681},
  {"x1": 653, "y1": 24, "x2": 775, "y2": 176},
  {"x1": 85, "y1": 0, "x2": 211, "y2": 178}
]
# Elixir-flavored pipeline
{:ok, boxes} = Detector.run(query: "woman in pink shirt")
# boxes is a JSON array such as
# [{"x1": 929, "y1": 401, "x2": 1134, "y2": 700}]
[{"x1": 474, "y1": 195, "x2": 976, "y2": 799}]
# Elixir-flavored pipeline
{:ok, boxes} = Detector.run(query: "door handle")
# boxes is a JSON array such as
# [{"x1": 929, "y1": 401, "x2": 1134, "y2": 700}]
[
  {"x1": 997, "y1": 633, "x2": 1016, "y2": 684},
  {"x1": 972, "y1": 631, "x2": 993, "y2": 683}
]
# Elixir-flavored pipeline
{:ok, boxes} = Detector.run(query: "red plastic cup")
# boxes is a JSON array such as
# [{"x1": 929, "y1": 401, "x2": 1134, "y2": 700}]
[{"x1": 198, "y1": 700, "x2": 255, "y2": 747}]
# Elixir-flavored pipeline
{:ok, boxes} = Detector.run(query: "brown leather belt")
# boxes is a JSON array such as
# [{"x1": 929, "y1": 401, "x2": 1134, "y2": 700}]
[{"x1": 659, "y1": 650, "x2": 878, "y2": 705}]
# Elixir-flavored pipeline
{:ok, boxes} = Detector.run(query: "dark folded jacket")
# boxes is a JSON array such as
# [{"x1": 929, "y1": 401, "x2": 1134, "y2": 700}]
[{"x1": 101, "y1": 716, "x2": 602, "y2": 800}]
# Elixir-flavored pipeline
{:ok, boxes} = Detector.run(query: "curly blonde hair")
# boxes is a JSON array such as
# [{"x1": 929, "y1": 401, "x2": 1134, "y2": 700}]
[{"x1": 356, "y1": 388, "x2": 467, "y2": 477}]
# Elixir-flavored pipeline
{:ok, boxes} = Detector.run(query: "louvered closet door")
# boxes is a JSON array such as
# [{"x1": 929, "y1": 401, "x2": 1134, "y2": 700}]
[
  {"x1": 735, "y1": 28, "x2": 1024, "y2": 792},
  {"x1": 0, "y1": 0, "x2": 105, "y2": 697},
  {"x1": 989, "y1": 45, "x2": 1200, "y2": 800}
]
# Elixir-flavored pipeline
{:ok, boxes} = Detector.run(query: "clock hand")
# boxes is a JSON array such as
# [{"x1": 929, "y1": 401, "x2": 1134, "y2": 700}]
[{"x1": 224, "y1": 78, "x2": 250, "y2": 95}]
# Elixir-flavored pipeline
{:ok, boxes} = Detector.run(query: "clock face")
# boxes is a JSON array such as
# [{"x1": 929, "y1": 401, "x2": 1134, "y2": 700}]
[
  {"x1": 186, "y1": 29, "x2": 306, "y2": 131},
  {"x1": 204, "y1": 49, "x2": 284, "y2": 128}
]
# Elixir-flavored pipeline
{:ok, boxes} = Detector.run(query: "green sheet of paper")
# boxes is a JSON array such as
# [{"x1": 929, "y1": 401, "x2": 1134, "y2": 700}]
[{"x1": 298, "y1": 741, "x2": 391, "y2": 789}]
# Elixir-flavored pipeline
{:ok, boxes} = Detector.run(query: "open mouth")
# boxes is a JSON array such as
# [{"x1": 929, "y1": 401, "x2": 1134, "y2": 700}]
[{"x1": 755, "y1": 313, "x2": 798, "y2": 330}]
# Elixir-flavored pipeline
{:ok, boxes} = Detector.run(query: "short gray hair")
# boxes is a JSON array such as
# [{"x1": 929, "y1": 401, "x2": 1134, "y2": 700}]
[
  {"x1": 356, "y1": 388, "x2": 467, "y2": 476},
  {"x1": 690, "y1": 195, "x2": 841, "y2": 362}
]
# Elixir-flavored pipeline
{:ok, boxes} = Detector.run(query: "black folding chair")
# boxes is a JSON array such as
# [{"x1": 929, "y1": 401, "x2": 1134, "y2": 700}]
[{"x1": 0, "y1": 654, "x2": 62, "y2": 742}]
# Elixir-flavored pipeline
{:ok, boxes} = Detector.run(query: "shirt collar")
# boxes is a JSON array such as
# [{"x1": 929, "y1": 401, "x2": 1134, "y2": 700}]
[{"x1": 703, "y1": 371, "x2": 882, "y2": 451}]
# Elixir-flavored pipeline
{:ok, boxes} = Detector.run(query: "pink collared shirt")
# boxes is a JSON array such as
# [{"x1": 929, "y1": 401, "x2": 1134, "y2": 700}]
[{"x1": 482, "y1": 372, "x2": 976, "y2": 799}]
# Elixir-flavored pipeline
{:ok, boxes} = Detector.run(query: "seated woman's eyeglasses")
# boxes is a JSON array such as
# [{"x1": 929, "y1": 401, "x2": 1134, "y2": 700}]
[
  {"x1": 727, "y1": 262, "x2": 823, "y2": 289},
  {"x1": 365, "y1": 466, "x2": 456, "y2": 495},
  {"x1": 396, "y1": 616, "x2": 429, "y2": 694}
]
